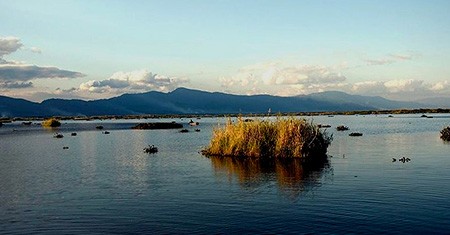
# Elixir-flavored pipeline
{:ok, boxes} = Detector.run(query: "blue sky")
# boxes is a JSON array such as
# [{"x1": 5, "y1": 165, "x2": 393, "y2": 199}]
[{"x1": 1, "y1": 0, "x2": 450, "y2": 101}]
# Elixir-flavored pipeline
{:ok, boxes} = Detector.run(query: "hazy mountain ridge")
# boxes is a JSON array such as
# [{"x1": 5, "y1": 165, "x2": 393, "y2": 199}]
[{"x1": 0, "y1": 88, "x2": 439, "y2": 117}]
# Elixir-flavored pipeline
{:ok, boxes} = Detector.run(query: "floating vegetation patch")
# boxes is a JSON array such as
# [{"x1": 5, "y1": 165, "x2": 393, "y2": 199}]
[
  {"x1": 132, "y1": 122, "x2": 183, "y2": 130},
  {"x1": 144, "y1": 145, "x2": 158, "y2": 154},
  {"x1": 202, "y1": 117, "x2": 332, "y2": 161},
  {"x1": 53, "y1": 133, "x2": 64, "y2": 138},
  {"x1": 440, "y1": 126, "x2": 450, "y2": 141},
  {"x1": 318, "y1": 124, "x2": 331, "y2": 128},
  {"x1": 336, "y1": 125, "x2": 349, "y2": 131},
  {"x1": 349, "y1": 132, "x2": 363, "y2": 137}
]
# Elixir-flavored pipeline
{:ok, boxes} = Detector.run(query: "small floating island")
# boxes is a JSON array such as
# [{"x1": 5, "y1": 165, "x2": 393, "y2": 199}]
[
  {"x1": 441, "y1": 126, "x2": 450, "y2": 141},
  {"x1": 202, "y1": 117, "x2": 332, "y2": 161},
  {"x1": 144, "y1": 145, "x2": 158, "y2": 154},
  {"x1": 336, "y1": 125, "x2": 349, "y2": 131},
  {"x1": 349, "y1": 132, "x2": 363, "y2": 137},
  {"x1": 132, "y1": 122, "x2": 183, "y2": 130}
]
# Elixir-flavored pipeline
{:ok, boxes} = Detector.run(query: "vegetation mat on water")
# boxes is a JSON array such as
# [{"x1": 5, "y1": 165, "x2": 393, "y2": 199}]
[
  {"x1": 132, "y1": 122, "x2": 183, "y2": 129},
  {"x1": 203, "y1": 117, "x2": 332, "y2": 161},
  {"x1": 441, "y1": 126, "x2": 450, "y2": 141}
]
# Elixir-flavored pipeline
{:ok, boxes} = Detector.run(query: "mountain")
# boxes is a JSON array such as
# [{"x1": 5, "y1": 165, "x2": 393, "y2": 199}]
[
  {"x1": 305, "y1": 91, "x2": 421, "y2": 110},
  {"x1": 0, "y1": 88, "x2": 430, "y2": 117},
  {"x1": 415, "y1": 97, "x2": 450, "y2": 108},
  {"x1": 0, "y1": 96, "x2": 50, "y2": 117}
]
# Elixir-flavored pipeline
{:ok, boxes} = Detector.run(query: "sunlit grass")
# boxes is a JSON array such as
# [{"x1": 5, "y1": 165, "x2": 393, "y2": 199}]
[
  {"x1": 203, "y1": 117, "x2": 332, "y2": 161},
  {"x1": 42, "y1": 118, "x2": 61, "y2": 127}
]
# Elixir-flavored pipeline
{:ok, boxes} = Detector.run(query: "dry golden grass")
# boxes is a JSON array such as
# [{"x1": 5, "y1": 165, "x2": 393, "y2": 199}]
[
  {"x1": 203, "y1": 117, "x2": 332, "y2": 160},
  {"x1": 42, "y1": 118, "x2": 61, "y2": 127}
]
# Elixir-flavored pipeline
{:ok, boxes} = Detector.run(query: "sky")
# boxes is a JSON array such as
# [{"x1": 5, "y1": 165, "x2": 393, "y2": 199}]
[{"x1": 1, "y1": 0, "x2": 450, "y2": 102}]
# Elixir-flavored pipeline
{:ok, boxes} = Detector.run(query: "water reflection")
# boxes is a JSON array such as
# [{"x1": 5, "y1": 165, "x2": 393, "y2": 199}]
[{"x1": 209, "y1": 156, "x2": 331, "y2": 199}]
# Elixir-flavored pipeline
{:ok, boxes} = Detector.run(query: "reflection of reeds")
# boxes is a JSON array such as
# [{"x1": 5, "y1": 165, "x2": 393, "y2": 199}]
[
  {"x1": 203, "y1": 117, "x2": 332, "y2": 161},
  {"x1": 210, "y1": 156, "x2": 330, "y2": 199}
]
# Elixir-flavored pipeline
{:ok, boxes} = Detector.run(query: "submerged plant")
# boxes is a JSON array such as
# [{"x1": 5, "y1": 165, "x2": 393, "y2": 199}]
[
  {"x1": 203, "y1": 117, "x2": 332, "y2": 161},
  {"x1": 440, "y1": 126, "x2": 450, "y2": 141}
]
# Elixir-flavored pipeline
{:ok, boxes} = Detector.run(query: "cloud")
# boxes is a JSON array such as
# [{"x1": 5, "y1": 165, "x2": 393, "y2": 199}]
[
  {"x1": 430, "y1": 81, "x2": 449, "y2": 91},
  {"x1": 384, "y1": 79, "x2": 425, "y2": 93},
  {"x1": 365, "y1": 58, "x2": 395, "y2": 66},
  {"x1": 351, "y1": 79, "x2": 427, "y2": 94},
  {"x1": 221, "y1": 62, "x2": 347, "y2": 96},
  {"x1": 0, "y1": 81, "x2": 33, "y2": 89},
  {"x1": 347, "y1": 79, "x2": 450, "y2": 100},
  {"x1": 0, "y1": 36, "x2": 84, "y2": 89},
  {"x1": 0, "y1": 37, "x2": 23, "y2": 57},
  {"x1": 29, "y1": 47, "x2": 42, "y2": 54},
  {"x1": 228, "y1": 62, "x2": 449, "y2": 99},
  {"x1": 389, "y1": 53, "x2": 414, "y2": 61},
  {"x1": 79, "y1": 70, "x2": 189, "y2": 94},
  {"x1": 364, "y1": 53, "x2": 415, "y2": 66},
  {"x1": 0, "y1": 64, "x2": 85, "y2": 81}
]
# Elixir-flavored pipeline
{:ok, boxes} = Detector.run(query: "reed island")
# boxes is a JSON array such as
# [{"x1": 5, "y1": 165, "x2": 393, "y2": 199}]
[
  {"x1": 202, "y1": 117, "x2": 332, "y2": 161},
  {"x1": 42, "y1": 118, "x2": 61, "y2": 127}
]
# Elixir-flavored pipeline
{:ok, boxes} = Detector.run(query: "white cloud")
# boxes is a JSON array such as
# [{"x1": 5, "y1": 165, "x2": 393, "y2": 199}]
[
  {"x1": 351, "y1": 81, "x2": 386, "y2": 94},
  {"x1": 79, "y1": 70, "x2": 189, "y2": 94},
  {"x1": 221, "y1": 62, "x2": 346, "y2": 96},
  {"x1": 347, "y1": 79, "x2": 450, "y2": 100},
  {"x1": 389, "y1": 53, "x2": 414, "y2": 61},
  {"x1": 29, "y1": 47, "x2": 42, "y2": 54},
  {"x1": 364, "y1": 53, "x2": 416, "y2": 66},
  {"x1": 430, "y1": 81, "x2": 449, "y2": 91},
  {"x1": 384, "y1": 79, "x2": 425, "y2": 93}
]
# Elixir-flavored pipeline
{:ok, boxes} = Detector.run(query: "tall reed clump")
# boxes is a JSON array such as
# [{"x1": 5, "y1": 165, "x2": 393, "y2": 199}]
[
  {"x1": 42, "y1": 118, "x2": 61, "y2": 127},
  {"x1": 203, "y1": 117, "x2": 332, "y2": 161}
]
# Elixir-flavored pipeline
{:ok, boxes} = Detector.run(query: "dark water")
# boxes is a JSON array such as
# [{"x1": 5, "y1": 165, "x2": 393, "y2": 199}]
[{"x1": 1, "y1": 115, "x2": 450, "y2": 234}]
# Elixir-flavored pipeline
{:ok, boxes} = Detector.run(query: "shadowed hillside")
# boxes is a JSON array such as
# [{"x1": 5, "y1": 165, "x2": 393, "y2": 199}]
[{"x1": 0, "y1": 88, "x2": 428, "y2": 117}]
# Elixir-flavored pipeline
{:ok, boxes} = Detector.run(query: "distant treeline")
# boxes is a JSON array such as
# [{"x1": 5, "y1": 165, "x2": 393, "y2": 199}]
[{"x1": 1, "y1": 108, "x2": 450, "y2": 122}]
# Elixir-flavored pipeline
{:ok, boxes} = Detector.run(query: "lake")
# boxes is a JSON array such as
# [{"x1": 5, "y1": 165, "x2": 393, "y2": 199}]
[{"x1": 1, "y1": 114, "x2": 450, "y2": 234}]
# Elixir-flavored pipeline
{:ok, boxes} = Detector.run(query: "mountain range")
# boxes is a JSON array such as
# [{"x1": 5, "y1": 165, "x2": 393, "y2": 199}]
[{"x1": 0, "y1": 87, "x2": 442, "y2": 117}]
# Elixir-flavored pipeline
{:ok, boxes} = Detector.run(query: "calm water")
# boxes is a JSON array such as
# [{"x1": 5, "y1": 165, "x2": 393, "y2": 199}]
[{"x1": 1, "y1": 115, "x2": 450, "y2": 234}]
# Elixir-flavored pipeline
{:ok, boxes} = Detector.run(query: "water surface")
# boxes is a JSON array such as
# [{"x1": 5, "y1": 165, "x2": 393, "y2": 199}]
[{"x1": 1, "y1": 115, "x2": 450, "y2": 234}]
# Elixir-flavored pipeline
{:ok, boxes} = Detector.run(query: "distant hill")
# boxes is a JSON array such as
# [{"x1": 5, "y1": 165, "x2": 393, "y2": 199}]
[
  {"x1": 0, "y1": 88, "x2": 431, "y2": 117},
  {"x1": 305, "y1": 91, "x2": 422, "y2": 110},
  {"x1": 415, "y1": 97, "x2": 450, "y2": 108},
  {"x1": 0, "y1": 96, "x2": 51, "y2": 117}
]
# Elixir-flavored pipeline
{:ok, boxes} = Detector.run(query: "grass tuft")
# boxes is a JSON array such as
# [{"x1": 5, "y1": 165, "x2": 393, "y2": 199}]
[
  {"x1": 42, "y1": 118, "x2": 61, "y2": 127},
  {"x1": 203, "y1": 117, "x2": 332, "y2": 161}
]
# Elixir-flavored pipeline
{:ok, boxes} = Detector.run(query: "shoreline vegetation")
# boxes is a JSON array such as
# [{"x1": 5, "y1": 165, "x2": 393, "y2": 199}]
[
  {"x1": 1, "y1": 108, "x2": 450, "y2": 122},
  {"x1": 201, "y1": 117, "x2": 332, "y2": 161}
]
